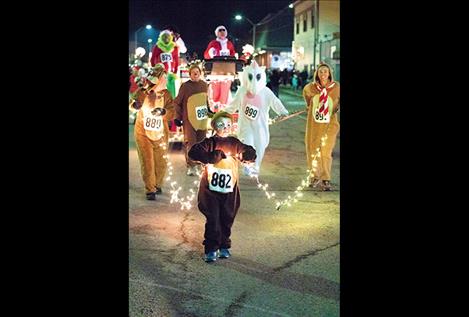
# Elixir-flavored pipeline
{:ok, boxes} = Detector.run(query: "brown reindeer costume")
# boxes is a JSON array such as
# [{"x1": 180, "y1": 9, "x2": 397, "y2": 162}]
[
  {"x1": 303, "y1": 63, "x2": 340, "y2": 190},
  {"x1": 188, "y1": 112, "x2": 256, "y2": 261},
  {"x1": 134, "y1": 64, "x2": 175, "y2": 200}
]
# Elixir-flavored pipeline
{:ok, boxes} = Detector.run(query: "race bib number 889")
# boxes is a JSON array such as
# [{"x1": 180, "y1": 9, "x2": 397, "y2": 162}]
[
  {"x1": 208, "y1": 167, "x2": 233, "y2": 193},
  {"x1": 195, "y1": 105, "x2": 208, "y2": 120},
  {"x1": 143, "y1": 113, "x2": 163, "y2": 131}
]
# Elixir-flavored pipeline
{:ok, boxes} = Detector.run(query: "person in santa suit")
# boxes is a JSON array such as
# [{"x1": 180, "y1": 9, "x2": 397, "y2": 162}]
[
  {"x1": 188, "y1": 111, "x2": 256, "y2": 262},
  {"x1": 303, "y1": 63, "x2": 340, "y2": 191},
  {"x1": 133, "y1": 63, "x2": 175, "y2": 200},
  {"x1": 150, "y1": 30, "x2": 179, "y2": 98},
  {"x1": 204, "y1": 25, "x2": 236, "y2": 110}
]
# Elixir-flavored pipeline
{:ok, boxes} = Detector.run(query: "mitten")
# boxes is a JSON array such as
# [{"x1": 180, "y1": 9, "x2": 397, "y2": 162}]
[
  {"x1": 151, "y1": 107, "x2": 166, "y2": 116},
  {"x1": 208, "y1": 149, "x2": 226, "y2": 164},
  {"x1": 174, "y1": 119, "x2": 184, "y2": 127}
]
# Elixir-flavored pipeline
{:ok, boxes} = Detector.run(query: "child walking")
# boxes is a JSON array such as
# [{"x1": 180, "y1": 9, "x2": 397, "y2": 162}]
[{"x1": 188, "y1": 111, "x2": 256, "y2": 262}]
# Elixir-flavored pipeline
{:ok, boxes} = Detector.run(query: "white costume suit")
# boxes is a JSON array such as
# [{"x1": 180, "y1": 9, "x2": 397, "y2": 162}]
[{"x1": 224, "y1": 63, "x2": 288, "y2": 174}]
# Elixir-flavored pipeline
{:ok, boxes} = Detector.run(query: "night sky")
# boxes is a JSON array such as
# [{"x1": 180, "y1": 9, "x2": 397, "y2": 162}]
[{"x1": 130, "y1": 0, "x2": 293, "y2": 55}]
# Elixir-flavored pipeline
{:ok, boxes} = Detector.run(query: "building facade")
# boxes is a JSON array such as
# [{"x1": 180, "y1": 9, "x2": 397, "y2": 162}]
[{"x1": 292, "y1": 0, "x2": 340, "y2": 81}]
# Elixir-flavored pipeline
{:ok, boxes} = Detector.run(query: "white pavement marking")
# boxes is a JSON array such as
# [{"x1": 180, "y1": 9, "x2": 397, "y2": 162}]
[{"x1": 129, "y1": 278, "x2": 292, "y2": 317}]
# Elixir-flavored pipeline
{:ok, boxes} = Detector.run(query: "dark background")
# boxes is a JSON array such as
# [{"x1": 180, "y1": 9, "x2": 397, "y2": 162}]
[
  {"x1": 9, "y1": 0, "x2": 452, "y2": 316},
  {"x1": 129, "y1": 0, "x2": 292, "y2": 55}
]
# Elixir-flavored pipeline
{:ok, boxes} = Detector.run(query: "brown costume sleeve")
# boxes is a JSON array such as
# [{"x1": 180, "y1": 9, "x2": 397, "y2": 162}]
[
  {"x1": 234, "y1": 138, "x2": 257, "y2": 162},
  {"x1": 332, "y1": 83, "x2": 340, "y2": 113},
  {"x1": 188, "y1": 138, "x2": 214, "y2": 164},
  {"x1": 303, "y1": 84, "x2": 312, "y2": 109},
  {"x1": 163, "y1": 90, "x2": 176, "y2": 120},
  {"x1": 172, "y1": 83, "x2": 185, "y2": 120}
]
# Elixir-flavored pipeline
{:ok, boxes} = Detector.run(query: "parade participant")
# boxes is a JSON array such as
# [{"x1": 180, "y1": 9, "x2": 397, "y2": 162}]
[
  {"x1": 224, "y1": 60, "x2": 289, "y2": 176},
  {"x1": 162, "y1": 24, "x2": 187, "y2": 54},
  {"x1": 204, "y1": 25, "x2": 236, "y2": 109},
  {"x1": 239, "y1": 43, "x2": 254, "y2": 65},
  {"x1": 150, "y1": 30, "x2": 179, "y2": 97},
  {"x1": 172, "y1": 63, "x2": 209, "y2": 176},
  {"x1": 303, "y1": 63, "x2": 340, "y2": 191},
  {"x1": 188, "y1": 111, "x2": 256, "y2": 262},
  {"x1": 133, "y1": 64, "x2": 175, "y2": 200}
]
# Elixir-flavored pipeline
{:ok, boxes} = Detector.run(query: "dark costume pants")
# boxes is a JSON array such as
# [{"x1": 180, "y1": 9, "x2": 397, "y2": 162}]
[
  {"x1": 183, "y1": 123, "x2": 207, "y2": 168},
  {"x1": 198, "y1": 182, "x2": 240, "y2": 253}
]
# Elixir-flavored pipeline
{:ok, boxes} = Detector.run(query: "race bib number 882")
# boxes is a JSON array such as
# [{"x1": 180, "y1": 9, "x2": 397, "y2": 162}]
[{"x1": 208, "y1": 167, "x2": 233, "y2": 193}]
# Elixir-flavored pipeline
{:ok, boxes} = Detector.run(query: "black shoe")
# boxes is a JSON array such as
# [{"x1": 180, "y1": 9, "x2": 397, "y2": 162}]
[
  {"x1": 321, "y1": 180, "x2": 332, "y2": 191},
  {"x1": 146, "y1": 192, "x2": 156, "y2": 200},
  {"x1": 155, "y1": 187, "x2": 162, "y2": 194}
]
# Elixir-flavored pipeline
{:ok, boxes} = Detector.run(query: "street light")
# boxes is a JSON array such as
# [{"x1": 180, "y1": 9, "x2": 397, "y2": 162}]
[
  {"x1": 134, "y1": 24, "x2": 152, "y2": 51},
  {"x1": 235, "y1": 14, "x2": 257, "y2": 50},
  {"x1": 236, "y1": 5, "x2": 294, "y2": 53},
  {"x1": 147, "y1": 39, "x2": 153, "y2": 63}
]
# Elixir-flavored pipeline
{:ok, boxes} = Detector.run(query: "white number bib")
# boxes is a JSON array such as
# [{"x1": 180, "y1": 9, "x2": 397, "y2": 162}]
[
  {"x1": 220, "y1": 49, "x2": 230, "y2": 56},
  {"x1": 243, "y1": 104, "x2": 259, "y2": 120},
  {"x1": 208, "y1": 167, "x2": 233, "y2": 193},
  {"x1": 314, "y1": 103, "x2": 330, "y2": 123},
  {"x1": 160, "y1": 53, "x2": 173, "y2": 63},
  {"x1": 195, "y1": 105, "x2": 208, "y2": 120},
  {"x1": 143, "y1": 112, "x2": 163, "y2": 132}
]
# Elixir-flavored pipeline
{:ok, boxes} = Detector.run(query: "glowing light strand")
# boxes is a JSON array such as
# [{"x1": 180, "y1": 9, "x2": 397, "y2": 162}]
[
  {"x1": 275, "y1": 120, "x2": 333, "y2": 210},
  {"x1": 161, "y1": 140, "x2": 203, "y2": 211}
]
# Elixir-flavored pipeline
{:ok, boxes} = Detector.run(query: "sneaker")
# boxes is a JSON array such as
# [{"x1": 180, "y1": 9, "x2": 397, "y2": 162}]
[
  {"x1": 321, "y1": 180, "x2": 332, "y2": 191},
  {"x1": 186, "y1": 167, "x2": 194, "y2": 176},
  {"x1": 204, "y1": 251, "x2": 218, "y2": 263},
  {"x1": 155, "y1": 187, "x2": 162, "y2": 194},
  {"x1": 218, "y1": 248, "x2": 231, "y2": 259},
  {"x1": 309, "y1": 178, "x2": 321, "y2": 188},
  {"x1": 146, "y1": 192, "x2": 156, "y2": 200}
]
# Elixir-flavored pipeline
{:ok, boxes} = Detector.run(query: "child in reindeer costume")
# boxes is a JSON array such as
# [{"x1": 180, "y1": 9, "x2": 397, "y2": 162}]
[
  {"x1": 172, "y1": 63, "x2": 209, "y2": 176},
  {"x1": 224, "y1": 60, "x2": 289, "y2": 176},
  {"x1": 303, "y1": 63, "x2": 340, "y2": 191},
  {"x1": 204, "y1": 25, "x2": 236, "y2": 109},
  {"x1": 188, "y1": 111, "x2": 256, "y2": 262},
  {"x1": 150, "y1": 30, "x2": 179, "y2": 98},
  {"x1": 133, "y1": 64, "x2": 175, "y2": 200}
]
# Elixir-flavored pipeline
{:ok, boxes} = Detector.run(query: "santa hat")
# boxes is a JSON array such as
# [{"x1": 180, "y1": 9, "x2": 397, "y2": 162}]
[
  {"x1": 214, "y1": 25, "x2": 228, "y2": 37},
  {"x1": 158, "y1": 29, "x2": 173, "y2": 41}
]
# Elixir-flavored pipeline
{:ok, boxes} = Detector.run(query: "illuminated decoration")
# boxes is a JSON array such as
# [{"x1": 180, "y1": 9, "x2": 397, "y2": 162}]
[
  {"x1": 242, "y1": 44, "x2": 254, "y2": 55},
  {"x1": 275, "y1": 125, "x2": 332, "y2": 210},
  {"x1": 268, "y1": 110, "x2": 306, "y2": 125},
  {"x1": 161, "y1": 140, "x2": 203, "y2": 210},
  {"x1": 161, "y1": 117, "x2": 335, "y2": 211},
  {"x1": 135, "y1": 47, "x2": 146, "y2": 58}
]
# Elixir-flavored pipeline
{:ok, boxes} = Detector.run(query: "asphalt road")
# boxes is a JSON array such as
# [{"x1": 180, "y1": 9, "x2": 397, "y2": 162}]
[{"x1": 129, "y1": 85, "x2": 340, "y2": 317}]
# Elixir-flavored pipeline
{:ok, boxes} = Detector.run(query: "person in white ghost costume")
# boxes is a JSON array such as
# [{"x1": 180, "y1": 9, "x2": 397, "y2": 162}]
[{"x1": 223, "y1": 60, "x2": 289, "y2": 176}]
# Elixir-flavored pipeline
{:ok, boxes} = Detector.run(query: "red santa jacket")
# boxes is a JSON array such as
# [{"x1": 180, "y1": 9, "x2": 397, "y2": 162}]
[
  {"x1": 204, "y1": 39, "x2": 236, "y2": 59},
  {"x1": 150, "y1": 45, "x2": 179, "y2": 73}
]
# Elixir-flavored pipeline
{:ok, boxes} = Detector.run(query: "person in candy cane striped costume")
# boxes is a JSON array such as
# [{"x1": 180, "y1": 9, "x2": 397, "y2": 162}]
[{"x1": 303, "y1": 63, "x2": 340, "y2": 191}]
